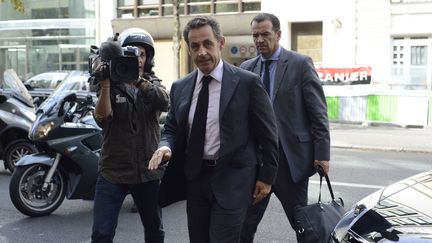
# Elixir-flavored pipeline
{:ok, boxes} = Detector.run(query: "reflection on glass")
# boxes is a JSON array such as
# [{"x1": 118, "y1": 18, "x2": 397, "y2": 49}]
[
  {"x1": 242, "y1": 2, "x2": 260, "y2": 12},
  {"x1": 188, "y1": 4, "x2": 211, "y2": 14},
  {"x1": 163, "y1": 6, "x2": 185, "y2": 16},
  {"x1": 138, "y1": 0, "x2": 159, "y2": 4},
  {"x1": 215, "y1": 3, "x2": 238, "y2": 13},
  {"x1": 118, "y1": 0, "x2": 135, "y2": 6},
  {"x1": 139, "y1": 8, "x2": 159, "y2": 16},
  {"x1": 118, "y1": 9, "x2": 134, "y2": 18},
  {"x1": 411, "y1": 46, "x2": 427, "y2": 65}
]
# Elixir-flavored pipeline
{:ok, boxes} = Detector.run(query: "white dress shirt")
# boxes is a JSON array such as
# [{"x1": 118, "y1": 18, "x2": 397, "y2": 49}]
[{"x1": 188, "y1": 60, "x2": 223, "y2": 159}]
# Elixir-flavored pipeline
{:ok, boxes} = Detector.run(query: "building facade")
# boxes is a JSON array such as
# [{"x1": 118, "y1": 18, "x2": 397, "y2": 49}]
[
  {"x1": 0, "y1": 0, "x2": 112, "y2": 80},
  {"x1": 110, "y1": 0, "x2": 432, "y2": 90},
  {"x1": 264, "y1": 0, "x2": 432, "y2": 90},
  {"x1": 1, "y1": 0, "x2": 431, "y2": 93},
  {"x1": 111, "y1": 0, "x2": 262, "y2": 88}
]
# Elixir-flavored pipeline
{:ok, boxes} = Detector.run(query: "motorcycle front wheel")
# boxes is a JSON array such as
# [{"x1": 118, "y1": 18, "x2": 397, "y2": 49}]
[{"x1": 9, "y1": 164, "x2": 66, "y2": 217}]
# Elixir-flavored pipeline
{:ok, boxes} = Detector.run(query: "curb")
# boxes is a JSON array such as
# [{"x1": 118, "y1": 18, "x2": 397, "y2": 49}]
[{"x1": 331, "y1": 143, "x2": 432, "y2": 154}]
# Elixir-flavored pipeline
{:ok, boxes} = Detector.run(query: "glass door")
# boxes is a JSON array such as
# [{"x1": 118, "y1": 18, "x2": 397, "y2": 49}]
[
  {"x1": 58, "y1": 44, "x2": 89, "y2": 71},
  {"x1": 0, "y1": 46, "x2": 28, "y2": 80}
]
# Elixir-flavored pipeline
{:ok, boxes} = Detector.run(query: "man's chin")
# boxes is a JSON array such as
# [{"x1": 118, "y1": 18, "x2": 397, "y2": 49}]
[
  {"x1": 198, "y1": 64, "x2": 213, "y2": 74},
  {"x1": 258, "y1": 48, "x2": 269, "y2": 55}
]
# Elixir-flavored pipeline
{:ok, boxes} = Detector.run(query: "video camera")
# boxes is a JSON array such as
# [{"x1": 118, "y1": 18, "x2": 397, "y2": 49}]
[{"x1": 88, "y1": 34, "x2": 139, "y2": 84}]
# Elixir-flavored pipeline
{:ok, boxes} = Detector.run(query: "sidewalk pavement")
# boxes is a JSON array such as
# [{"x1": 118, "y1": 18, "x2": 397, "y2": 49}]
[{"x1": 330, "y1": 122, "x2": 432, "y2": 153}]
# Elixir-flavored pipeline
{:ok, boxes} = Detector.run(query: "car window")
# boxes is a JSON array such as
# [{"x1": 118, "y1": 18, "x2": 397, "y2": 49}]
[{"x1": 26, "y1": 72, "x2": 69, "y2": 89}]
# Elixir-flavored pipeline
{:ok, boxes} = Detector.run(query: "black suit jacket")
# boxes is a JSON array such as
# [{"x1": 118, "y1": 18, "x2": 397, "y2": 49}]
[
  {"x1": 240, "y1": 48, "x2": 330, "y2": 183},
  {"x1": 159, "y1": 61, "x2": 278, "y2": 209}
]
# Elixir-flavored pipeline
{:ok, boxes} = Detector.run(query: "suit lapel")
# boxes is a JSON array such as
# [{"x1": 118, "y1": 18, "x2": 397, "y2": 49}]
[
  {"x1": 220, "y1": 62, "x2": 240, "y2": 117},
  {"x1": 252, "y1": 56, "x2": 261, "y2": 75},
  {"x1": 178, "y1": 71, "x2": 198, "y2": 128},
  {"x1": 273, "y1": 49, "x2": 290, "y2": 102}
]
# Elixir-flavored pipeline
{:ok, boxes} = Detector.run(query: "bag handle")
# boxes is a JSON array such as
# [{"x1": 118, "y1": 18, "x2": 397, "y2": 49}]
[{"x1": 318, "y1": 174, "x2": 336, "y2": 202}]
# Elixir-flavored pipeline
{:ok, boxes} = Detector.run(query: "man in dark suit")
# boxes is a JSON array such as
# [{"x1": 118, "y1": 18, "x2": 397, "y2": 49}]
[
  {"x1": 148, "y1": 16, "x2": 279, "y2": 243},
  {"x1": 239, "y1": 13, "x2": 331, "y2": 242}
]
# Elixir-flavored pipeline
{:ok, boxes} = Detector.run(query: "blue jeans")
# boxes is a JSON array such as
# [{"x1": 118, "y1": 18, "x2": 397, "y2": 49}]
[{"x1": 91, "y1": 175, "x2": 164, "y2": 243}]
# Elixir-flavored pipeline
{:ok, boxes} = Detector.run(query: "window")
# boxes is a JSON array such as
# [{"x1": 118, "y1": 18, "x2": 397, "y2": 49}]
[
  {"x1": 187, "y1": 0, "x2": 211, "y2": 15},
  {"x1": 215, "y1": 0, "x2": 238, "y2": 13},
  {"x1": 393, "y1": 44, "x2": 404, "y2": 65},
  {"x1": 291, "y1": 22, "x2": 323, "y2": 63},
  {"x1": 117, "y1": 0, "x2": 261, "y2": 17},
  {"x1": 242, "y1": 0, "x2": 260, "y2": 12},
  {"x1": 391, "y1": 37, "x2": 431, "y2": 89},
  {"x1": 138, "y1": 0, "x2": 159, "y2": 16},
  {"x1": 411, "y1": 46, "x2": 427, "y2": 65}
]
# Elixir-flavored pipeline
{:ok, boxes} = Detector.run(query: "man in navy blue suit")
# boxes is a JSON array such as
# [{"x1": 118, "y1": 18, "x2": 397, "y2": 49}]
[{"x1": 239, "y1": 13, "x2": 331, "y2": 243}]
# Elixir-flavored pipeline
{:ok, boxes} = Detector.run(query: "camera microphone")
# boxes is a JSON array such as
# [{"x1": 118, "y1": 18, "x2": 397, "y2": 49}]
[{"x1": 99, "y1": 41, "x2": 123, "y2": 62}]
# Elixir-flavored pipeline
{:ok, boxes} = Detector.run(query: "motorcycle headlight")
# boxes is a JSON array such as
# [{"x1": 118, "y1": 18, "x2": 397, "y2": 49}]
[{"x1": 31, "y1": 122, "x2": 54, "y2": 140}]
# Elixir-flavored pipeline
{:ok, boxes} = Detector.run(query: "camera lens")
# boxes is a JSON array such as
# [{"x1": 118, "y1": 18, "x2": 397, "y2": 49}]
[
  {"x1": 109, "y1": 56, "x2": 139, "y2": 82},
  {"x1": 115, "y1": 61, "x2": 130, "y2": 78}
]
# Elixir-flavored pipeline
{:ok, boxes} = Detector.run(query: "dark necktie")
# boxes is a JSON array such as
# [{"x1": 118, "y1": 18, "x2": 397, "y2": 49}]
[
  {"x1": 263, "y1": 60, "x2": 272, "y2": 95},
  {"x1": 185, "y1": 75, "x2": 212, "y2": 179}
]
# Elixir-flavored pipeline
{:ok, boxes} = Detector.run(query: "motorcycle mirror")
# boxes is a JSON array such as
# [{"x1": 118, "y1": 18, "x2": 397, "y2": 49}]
[{"x1": 58, "y1": 93, "x2": 77, "y2": 117}]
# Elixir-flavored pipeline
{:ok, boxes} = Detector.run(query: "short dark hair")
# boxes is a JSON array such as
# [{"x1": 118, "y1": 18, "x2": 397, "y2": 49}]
[
  {"x1": 183, "y1": 16, "x2": 223, "y2": 45},
  {"x1": 251, "y1": 13, "x2": 280, "y2": 32}
]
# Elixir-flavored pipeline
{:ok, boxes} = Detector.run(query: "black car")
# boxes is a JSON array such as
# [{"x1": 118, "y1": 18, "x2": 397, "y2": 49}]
[{"x1": 330, "y1": 170, "x2": 432, "y2": 242}]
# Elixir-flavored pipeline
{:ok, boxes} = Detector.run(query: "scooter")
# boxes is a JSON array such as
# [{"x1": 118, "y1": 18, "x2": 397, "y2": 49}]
[
  {"x1": 0, "y1": 69, "x2": 38, "y2": 172},
  {"x1": 9, "y1": 91, "x2": 102, "y2": 217}
]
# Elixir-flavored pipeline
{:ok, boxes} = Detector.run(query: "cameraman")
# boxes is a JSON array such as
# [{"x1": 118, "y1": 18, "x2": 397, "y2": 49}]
[{"x1": 91, "y1": 28, "x2": 169, "y2": 243}]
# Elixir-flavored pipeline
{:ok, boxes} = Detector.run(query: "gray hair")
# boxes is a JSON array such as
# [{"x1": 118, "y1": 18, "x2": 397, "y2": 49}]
[{"x1": 183, "y1": 16, "x2": 223, "y2": 45}]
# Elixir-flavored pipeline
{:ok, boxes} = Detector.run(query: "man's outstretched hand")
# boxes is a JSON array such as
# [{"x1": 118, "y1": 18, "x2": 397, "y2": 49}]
[{"x1": 148, "y1": 146, "x2": 172, "y2": 170}]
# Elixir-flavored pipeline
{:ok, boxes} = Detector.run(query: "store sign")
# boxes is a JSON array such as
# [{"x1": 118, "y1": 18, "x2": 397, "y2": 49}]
[
  {"x1": 316, "y1": 67, "x2": 372, "y2": 85},
  {"x1": 229, "y1": 45, "x2": 256, "y2": 58}
]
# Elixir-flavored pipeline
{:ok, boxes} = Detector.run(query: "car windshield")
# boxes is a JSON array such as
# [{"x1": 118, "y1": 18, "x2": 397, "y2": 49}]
[
  {"x1": 38, "y1": 72, "x2": 91, "y2": 110},
  {"x1": 51, "y1": 75, "x2": 90, "y2": 97},
  {"x1": 2, "y1": 69, "x2": 34, "y2": 107}
]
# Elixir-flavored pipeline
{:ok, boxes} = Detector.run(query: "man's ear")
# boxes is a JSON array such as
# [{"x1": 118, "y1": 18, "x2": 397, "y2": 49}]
[{"x1": 219, "y1": 36, "x2": 226, "y2": 50}]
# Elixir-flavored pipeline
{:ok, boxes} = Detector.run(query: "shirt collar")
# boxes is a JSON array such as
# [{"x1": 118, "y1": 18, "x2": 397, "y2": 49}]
[
  {"x1": 197, "y1": 59, "x2": 223, "y2": 83},
  {"x1": 261, "y1": 46, "x2": 281, "y2": 62}
]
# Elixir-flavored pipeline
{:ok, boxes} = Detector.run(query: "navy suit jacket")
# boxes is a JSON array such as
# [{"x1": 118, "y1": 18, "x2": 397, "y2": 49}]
[
  {"x1": 240, "y1": 48, "x2": 330, "y2": 183},
  {"x1": 159, "y1": 61, "x2": 278, "y2": 209}
]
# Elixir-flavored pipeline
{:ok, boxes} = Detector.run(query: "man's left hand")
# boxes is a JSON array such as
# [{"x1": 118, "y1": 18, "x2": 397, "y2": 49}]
[
  {"x1": 252, "y1": 180, "x2": 271, "y2": 205},
  {"x1": 314, "y1": 160, "x2": 329, "y2": 176}
]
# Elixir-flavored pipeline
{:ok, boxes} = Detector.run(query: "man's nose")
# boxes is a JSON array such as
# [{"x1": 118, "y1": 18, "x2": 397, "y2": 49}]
[
  {"x1": 138, "y1": 57, "x2": 144, "y2": 65},
  {"x1": 197, "y1": 46, "x2": 207, "y2": 56},
  {"x1": 256, "y1": 34, "x2": 264, "y2": 42}
]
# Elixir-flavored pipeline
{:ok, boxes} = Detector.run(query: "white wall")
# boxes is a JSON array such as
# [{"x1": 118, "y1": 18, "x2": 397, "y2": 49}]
[
  {"x1": 391, "y1": 2, "x2": 432, "y2": 36},
  {"x1": 96, "y1": 0, "x2": 115, "y2": 45},
  {"x1": 261, "y1": 0, "x2": 357, "y2": 67}
]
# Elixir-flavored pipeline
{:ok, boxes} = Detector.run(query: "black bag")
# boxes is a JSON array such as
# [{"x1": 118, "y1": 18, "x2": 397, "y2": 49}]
[{"x1": 294, "y1": 175, "x2": 346, "y2": 243}]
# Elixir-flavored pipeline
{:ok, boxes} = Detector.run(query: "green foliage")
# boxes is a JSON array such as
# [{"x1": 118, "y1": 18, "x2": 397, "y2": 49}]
[{"x1": 0, "y1": 0, "x2": 25, "y2": 13}]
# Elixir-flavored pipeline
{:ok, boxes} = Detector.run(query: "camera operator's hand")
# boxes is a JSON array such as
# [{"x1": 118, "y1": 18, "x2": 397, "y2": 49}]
[
  {"x1": 136, "y1": 78, "x2": 151, "y2": 90},
  {"x1": 94, "y1": 71, "x2": 112, "y2": 121},
  {"x1": 148, "y1": 146, "x2": 172, "y2": 170}
]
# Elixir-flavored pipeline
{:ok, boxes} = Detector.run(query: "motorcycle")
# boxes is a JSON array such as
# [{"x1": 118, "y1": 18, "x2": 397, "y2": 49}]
[
  {"x1": 9, "y1": 89, "x2": 102, "y2": 217},
  {"x1": 0, "y1": 69, "x2": 38, "y2": 172}
]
